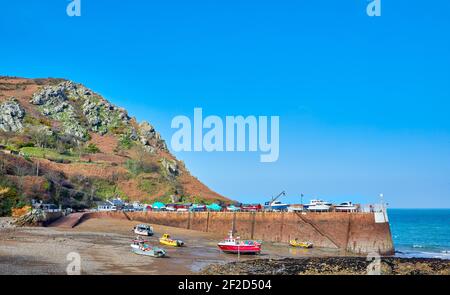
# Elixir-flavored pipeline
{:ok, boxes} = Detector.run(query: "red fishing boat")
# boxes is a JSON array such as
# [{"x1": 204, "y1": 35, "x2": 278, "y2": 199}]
[{"x1": 217, "y1": 231, "x2": 262, "y2": 254}]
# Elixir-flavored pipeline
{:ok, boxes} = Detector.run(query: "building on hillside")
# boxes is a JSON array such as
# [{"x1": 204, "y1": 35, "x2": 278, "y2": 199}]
[{"x1": 97, "y1": 201, "x2": 117, "y2": 211}]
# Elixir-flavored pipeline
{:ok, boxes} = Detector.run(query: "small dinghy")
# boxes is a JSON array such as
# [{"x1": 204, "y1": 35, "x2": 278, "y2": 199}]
[
  {"x1": 289, "y1": 239, "x2": 313, "y2": 248},
  {"x1": 131, "y1": 238, "x2": 166, "y2": 258},
  {"x1": 133, "y1": 224, "x2": 154, "y2": 236},
  {"x1": 159, "y1": 233, "x2": 184, "y2": 247}
]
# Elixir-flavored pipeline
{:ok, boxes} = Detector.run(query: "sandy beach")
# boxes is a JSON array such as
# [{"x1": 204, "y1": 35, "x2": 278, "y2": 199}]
[{"x1": 0, "y1": 217, "x2": 345, "y2": 275}]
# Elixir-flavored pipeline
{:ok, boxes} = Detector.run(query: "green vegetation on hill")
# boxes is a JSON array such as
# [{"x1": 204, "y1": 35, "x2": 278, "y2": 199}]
[
  {"x1": 84, "y1": 143, "x2": 100, "y2": 154},
  {"x1": 90, "y1": 178, "x2": 126, "y2": 200},
  {"x1": 20, "y1": 147, "x2": 77, "y2": 162},
  {"x1": 137, "y1": 178, "x2": 160, "y2": 195},
  {"x1": 117, "y1": 133, "x2": 134, "y2": 150},
  {"x1": 137, "y1": 174, "x2": 180, "y2": 197},
  {"x1": 0, "y1": 180, "x2": 24, "y2": 217}
]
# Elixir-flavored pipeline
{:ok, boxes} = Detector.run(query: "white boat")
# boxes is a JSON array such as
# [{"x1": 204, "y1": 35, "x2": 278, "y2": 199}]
[
  {"x1": 334, "y1": 202, "x2": 358, "y2": 212},
  {"x1": 131, "y1": 238, "x2": 166, "y2": 258},
  {"x1": 130, "y1": 237, "x2": 148, "y2": 250},
  {"x1": 264, "y1": 201, "x2": 289, "y2": 211},
  {"x1": 305, "y1": 199, "x2": 331, "y2": 212},
  {"x1": 133, "y1": 224, "x2": 154, "y2": 236}
]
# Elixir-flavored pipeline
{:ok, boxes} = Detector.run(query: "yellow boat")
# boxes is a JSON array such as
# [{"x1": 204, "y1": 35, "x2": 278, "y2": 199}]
[
  {"x1": 159, "y1": 234, "x2": 185, "y2": 247},
  {"x1": 289, "y1": 239, "x2": 313, "y2": 248}
]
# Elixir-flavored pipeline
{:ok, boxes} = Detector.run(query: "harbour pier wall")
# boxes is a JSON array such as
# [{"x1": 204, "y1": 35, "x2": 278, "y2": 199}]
[{"x1": 82, "y1": 211, "x2": 394, "y2": 255}]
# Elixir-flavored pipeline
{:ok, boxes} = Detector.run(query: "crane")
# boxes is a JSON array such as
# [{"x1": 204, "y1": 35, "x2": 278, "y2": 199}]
[
  {"x1": 264, "y1": 191, "x2": 287, "y2": 211},
  {"x1": 271, "y1": 191, "x2": 286, "y2": 203}
]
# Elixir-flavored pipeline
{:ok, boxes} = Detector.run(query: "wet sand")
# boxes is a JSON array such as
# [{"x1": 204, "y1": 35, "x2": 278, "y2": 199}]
[{"x1": 0, "y1": 217, "x2": 346, "y2": 275}]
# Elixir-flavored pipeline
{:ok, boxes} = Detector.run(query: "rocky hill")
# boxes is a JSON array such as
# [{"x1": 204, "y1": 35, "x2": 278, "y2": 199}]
[{"x1": 0, "y1": 76, "x2": 229, "y2": 214}]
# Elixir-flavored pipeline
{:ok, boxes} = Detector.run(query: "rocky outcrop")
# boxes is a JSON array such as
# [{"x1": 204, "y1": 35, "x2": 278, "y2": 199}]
[
  {"x1": 0, "y1": 98, "x2": 25, "y2": 132},
  {"x1": 30, "y1": 81, "x2": 135, "y2": 140},
  {"x1": 30, "y1": 81, "x2": 166, "y2": 153},
  {"x1": 139, "y1": 121, "x2": 167, "y2": 153},
  {"x1": 14, "y1": 209, "x2": 63, "y2": 227},
  {"x1": 30, "y1": 83, "x2": 67, "y2": 106},
  {"x1": 31, "y1": 82, "x2": 87, "y2": 139},
  {"x1": 78, "y1": 87, "x2": 132, "y2": 135}
]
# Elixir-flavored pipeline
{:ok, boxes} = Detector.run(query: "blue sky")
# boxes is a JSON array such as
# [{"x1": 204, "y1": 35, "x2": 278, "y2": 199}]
[{"x1": 0, "y1": 0, "x2": 449, "y2": 207}]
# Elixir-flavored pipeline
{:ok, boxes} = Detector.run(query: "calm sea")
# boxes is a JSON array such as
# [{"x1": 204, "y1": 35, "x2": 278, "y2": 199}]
[{"x1": 388, "y1": 209, "x2": 450, "y2": 259}]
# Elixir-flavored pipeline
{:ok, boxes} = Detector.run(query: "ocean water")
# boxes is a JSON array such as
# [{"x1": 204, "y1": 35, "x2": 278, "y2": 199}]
[{"x1": 388, "y1": 209, "x2": 450, "y2": 259}]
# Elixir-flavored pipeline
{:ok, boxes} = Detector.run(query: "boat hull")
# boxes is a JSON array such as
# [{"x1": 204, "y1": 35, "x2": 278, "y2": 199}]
[
  {"x1": 134, "y1": 229, "x2": 153, "y2": 236},
  {"x1": 218, "y1": 244, "x2": 261, "y2": 254},
  {"x1": 271, "y1": 205, "x2": 289, "y2": 211},
  {"x1": 287, "y1": 206, "x2": 304, "y2": 212},
  {"x1": 264, "y1": 204, "x2": 289, "y2": 211},
  {"x1": 131, "y1": 247, "x2": 166, "y2": 258},
  {"x1": 306, "y1": 205, "x2": 330, "y2": 212},
  {"x1": 335, "y1": 206, "x2": 357, "y2": 212},
  {"x1": 160, "y1": 238, "x2": 184, "y2": 247}
]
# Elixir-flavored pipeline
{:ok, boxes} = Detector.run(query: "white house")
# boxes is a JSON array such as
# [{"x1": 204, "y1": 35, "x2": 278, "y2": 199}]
[{"x1": 97, "y1": 200, "x2": 117, "y2": 212}]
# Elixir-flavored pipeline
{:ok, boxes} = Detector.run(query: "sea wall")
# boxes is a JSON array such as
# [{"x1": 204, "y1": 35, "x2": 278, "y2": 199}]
[{"x1": 83, "y1": 211, "x2": 394, "y2": 255}]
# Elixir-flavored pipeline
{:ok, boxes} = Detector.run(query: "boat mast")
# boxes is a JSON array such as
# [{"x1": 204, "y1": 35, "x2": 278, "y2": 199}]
[{"x1": 380, "y1": 193, "x2": 387, "y2": 221}]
